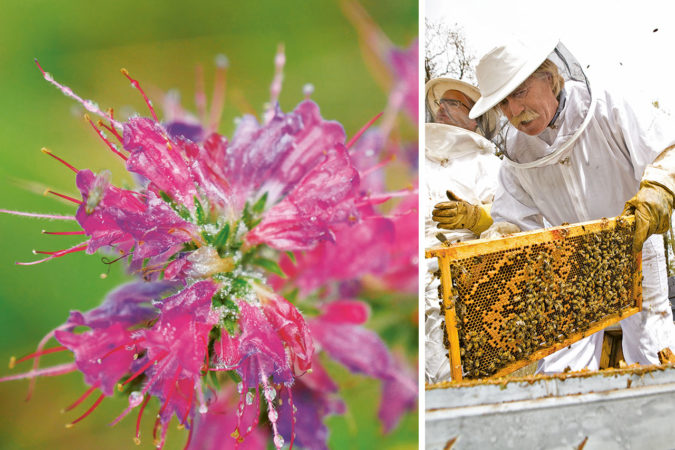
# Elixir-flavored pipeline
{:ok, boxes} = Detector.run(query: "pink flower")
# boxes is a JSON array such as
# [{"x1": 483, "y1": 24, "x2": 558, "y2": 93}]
[
  {"x1": 188, "y1": 386, "x2": 267, "y2": 450},
  {"x1": 309, "y1": 299, "x2": 417, "y2": 433},
  {"x1": 1, "y1": 41, "x2": 418, "y2": 449}
]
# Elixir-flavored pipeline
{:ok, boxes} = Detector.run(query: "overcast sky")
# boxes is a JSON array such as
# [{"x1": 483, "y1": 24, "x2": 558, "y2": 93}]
[{"x1": 425, "y1": 0, "x2": 675, "y2": 113}]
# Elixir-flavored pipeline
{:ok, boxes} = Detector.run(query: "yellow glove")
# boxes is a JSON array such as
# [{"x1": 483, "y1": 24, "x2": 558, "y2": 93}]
[
  {"x1": 621, "y1": 180, "x2": 674, "y2": 252},
  {"x1": 432, "y1": 190, "x2": 493, "y2": 234}
]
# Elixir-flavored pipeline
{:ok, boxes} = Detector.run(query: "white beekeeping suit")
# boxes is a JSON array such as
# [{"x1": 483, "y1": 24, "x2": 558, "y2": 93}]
[
  {"x1": 425, "y1": 122, "x2": 501, "y2": 383},
  {"x1": 470, "y1": 38, "x2": 675, "y2": 372}
]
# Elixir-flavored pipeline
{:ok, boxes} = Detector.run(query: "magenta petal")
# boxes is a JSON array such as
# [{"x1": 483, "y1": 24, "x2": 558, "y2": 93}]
[
  {"x1": 277, "y1": 381, "x2": 341, "y2": 450},
  {"x1": 133, "y1": 281, "x2": 218, "y2": 425},
  {"x1": 389, "y1": 39, "x2": 419, "y2": 123},
  {"x1": 188, "y1": 387, "x2": 266, "y2": 450},
  {"x1": 309, "y1": 320, "x2": 393, "y2": 379},
  {"x1": 319, "y1": 300, "x2": 370, "y2": 325},
  {"x1": 213, "y1": 329, "x2": 241, "y2": 369},
  {"x1": 123, "y1": 117, "x2": 197, "y2": 209},
  {"x1": 378, "y1": 362, "x2": 418, "y2": 433},
  {"x1": 108, "y1": 193, "x2": 196, "y2": 260},
  {"x1": 247, "y1": 146, "x2": 359, "y2": 251},
  {"x1": 261, "y1": 294, "x2": 314, "y2": 374},
  {"x1": 280, "y1": 216, "x2": 394, "y2": 293},
  {"x1": 65, "y1": 280, "x2": 178, "y2": 330},
  {"x1": 54, "y1": 323, "x2": 136, "y2": 395},
  {"x1": 266, "y1": 101, "x2": 346, "y2": 198},
  {"x1": 75, "y1": 169, "x2": 142, "y2": 253},
  {"x1": 236, "y1": 301, "x2": 292, "y2": 387},
  {"x1": 379, "y1": 189, "x2": 419, "y2": 293}
]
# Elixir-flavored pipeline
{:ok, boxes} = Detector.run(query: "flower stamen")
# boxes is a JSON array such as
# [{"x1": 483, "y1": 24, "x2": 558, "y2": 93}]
[
  {"x1": 120, "y1": 68, "x2": 159, "y2": 123},
  {"x1": 66, "y1": 392, "x2": 105, "y2": 427},
  {"x1": 119, "y1": 352, "x2": 169, "y2": 389},
  {"x1": 85, "y1": 115, "x2": 128, "y2": 161},
  {"x1": 63, "y1": 384, "x2": 98, "y2": 413},
  {"x1": 207, "y1": 55, "x2": 228, "y2": 133},
  {"x1": 43, "y1": 189, "x2": 82, "y2": 205},
  {"x1": 11, "y1": 345, "x2": 67, "y2": 367},
  {"x1": 42, "y1": 230, "x2": 86, "y2": 236},
  {"x1": 41, "y1": 148, "x2": 79, "y2": 173},
  {"x1": 346, "y1": 111, "x2": 383, "y2": 150},
  {"x1": 134, "y1": 393, "x2": 151, "y2": 445}
]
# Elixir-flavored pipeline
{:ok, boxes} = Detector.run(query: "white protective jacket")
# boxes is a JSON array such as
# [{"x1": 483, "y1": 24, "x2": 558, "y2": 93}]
[
  {"x1": 425, "y1": 123, "x2": 501, "y2": 383},
  {"x1": 492, "y1": 80, "x2": 675, "y2": 371}
]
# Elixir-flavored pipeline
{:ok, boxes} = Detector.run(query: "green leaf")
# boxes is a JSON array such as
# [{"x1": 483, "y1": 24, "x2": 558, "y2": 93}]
[
  {"x1": 214, "y1": 223, "x2": 230, "y2": 250},
  {"x1": 242, "y1": 202, "x2": 253, "y2": 228},
  {"x1": 194, "y1": 195, "x2": 206, "y2": 225},
  {"x1": 159, "y1": 190, "x2": 173, "y2": 204},
  {"x1": 253, "y1": 257, "x2": 286, "y2": 278},
  {"x1": 208, "y1": 370, "x2": 221, "y2": 390},
  {"x1": 201, "y1": 230, "x2": 215, "y2": 245},
  {"x1": 285, "y1": 251, "x2": 296, "y2": 264},
  {"x1": 252, "y1": 192, "x2": 268, "y2": 214}
]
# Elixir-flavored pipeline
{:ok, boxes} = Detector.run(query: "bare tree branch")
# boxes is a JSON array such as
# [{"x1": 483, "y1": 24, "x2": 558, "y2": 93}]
[{"x1": 425, "y1": 19, "x2": 476, "y2": 83}]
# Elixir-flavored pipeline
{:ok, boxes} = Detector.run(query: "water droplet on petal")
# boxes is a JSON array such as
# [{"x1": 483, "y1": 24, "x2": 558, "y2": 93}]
[
  {"x1": 268, "y1": 408, "x2": 278, "y2": 423},
  {"x1": 199, "y1": 404, "x2": 208, "y2": 414},
  {"x1": 237, "y1": 382, "x2": 244, "y2": 393},
  {"x1": 274, "y1": 434, "x2": 285, "y2": 448},
  {"x1": 129, "y1": 391, "x2": 144, "y2": 407},
  {"x1": 264, "y1": 385, "x2": 276, "y2": 402},
  {"x1": 246, "y1": 391, "x2": 255, "y2": 405}
]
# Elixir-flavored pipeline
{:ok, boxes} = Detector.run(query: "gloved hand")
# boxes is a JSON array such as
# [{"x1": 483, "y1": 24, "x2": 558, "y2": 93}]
[
  {"x1": 621, "y1": 180, "x2": 674, "y2": 252},
  {"x1": 480, "y1": 221, "x2": 521, "y2": 239},
  {"x1": 432, "y1": 190, "x2": 493, "y2": 234}
]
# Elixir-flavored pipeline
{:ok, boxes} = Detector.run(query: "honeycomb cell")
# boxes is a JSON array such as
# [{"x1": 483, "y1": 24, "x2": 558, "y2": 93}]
[{"x1": 440, "y1": 218, "x2": 640, "y2": 379}]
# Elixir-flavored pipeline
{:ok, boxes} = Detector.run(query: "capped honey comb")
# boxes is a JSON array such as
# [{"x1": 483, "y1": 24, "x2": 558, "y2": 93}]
[{"x1": 425, "y1": 216, "x2": 642, "y2": 381}]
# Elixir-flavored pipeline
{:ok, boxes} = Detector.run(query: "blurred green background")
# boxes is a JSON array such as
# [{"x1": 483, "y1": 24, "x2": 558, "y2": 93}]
[{"x1": 0, "y1": 1, "x2": 418, "y2": 449}]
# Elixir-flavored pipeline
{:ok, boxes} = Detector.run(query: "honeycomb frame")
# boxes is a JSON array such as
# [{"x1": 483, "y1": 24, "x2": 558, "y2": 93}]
[{"x1": 425, "y1": 216, "x2": 642, "y2": 381}]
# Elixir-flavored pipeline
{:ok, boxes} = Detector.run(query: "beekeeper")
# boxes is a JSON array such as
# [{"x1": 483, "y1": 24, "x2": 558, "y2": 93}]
[
  {"x1": 470, "y1": 38, "x2": 675, "y2": 372},
  {"x1": 424, "y1": 77, "x2": 502, "y2": 383}
]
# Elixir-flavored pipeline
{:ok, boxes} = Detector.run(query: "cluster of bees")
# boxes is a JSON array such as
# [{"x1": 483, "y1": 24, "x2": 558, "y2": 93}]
[{"x1": 438, "y1": 219, "x2": 637, "y2": 379}]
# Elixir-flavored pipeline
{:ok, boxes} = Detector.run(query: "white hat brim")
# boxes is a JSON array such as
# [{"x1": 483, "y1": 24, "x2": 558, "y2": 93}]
[{"x1": 469, "y1": 39, "x2": 559, "y2": 119}]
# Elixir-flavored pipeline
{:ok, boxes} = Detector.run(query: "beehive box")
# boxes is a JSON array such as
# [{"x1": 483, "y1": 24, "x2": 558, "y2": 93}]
[{"x1": 425, "y1": 216, "x2": 642, "y2": 381}]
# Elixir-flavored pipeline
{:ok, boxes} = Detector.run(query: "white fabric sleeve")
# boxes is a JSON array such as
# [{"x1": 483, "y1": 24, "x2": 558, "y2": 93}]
[
  {"x1": 490, "y1": 164, "x2": 545, "y2": 231},
  {"x1": 643, "y1": 145, "x2": 675, "y2": 196},
  {"x1": 604, "y1": 89, "x2": 675, "y2": 192}
]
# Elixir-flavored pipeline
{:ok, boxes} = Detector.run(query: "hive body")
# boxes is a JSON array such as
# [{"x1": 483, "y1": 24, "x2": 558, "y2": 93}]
[{"x1": 426, "y1": 217, "x2": 642, "y2": 380}]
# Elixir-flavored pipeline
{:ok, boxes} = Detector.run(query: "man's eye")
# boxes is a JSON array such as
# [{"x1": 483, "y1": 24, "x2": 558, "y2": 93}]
[{"x1": 512, "y1": 88, "x2": 527, "y2": 98}]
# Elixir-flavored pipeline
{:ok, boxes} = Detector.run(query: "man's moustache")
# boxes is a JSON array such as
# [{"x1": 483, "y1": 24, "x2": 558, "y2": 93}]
[{"x1": 510, "y1": 109, "x2": 540, "y2": 127}]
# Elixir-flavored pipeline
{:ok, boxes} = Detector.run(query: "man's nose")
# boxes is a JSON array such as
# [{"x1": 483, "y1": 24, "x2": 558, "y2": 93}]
[{"x1": 505, "y1": 98, "x2": 525, "y2": 117}]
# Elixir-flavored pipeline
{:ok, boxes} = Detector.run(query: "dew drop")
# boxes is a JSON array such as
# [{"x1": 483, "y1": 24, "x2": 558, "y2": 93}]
[
  {"x1": 129, "y1": 391, "x2": 144, "y2": 407},
  {"x1": 96, "y1": 358, "x2": 102, "y2": 364},
  {"x1": 268, "y1": 408, "x2": 278, "y2": 423},
  {"x1": 199, "y1": 404, "x2": 208, "y2": 414},
  {"x1": 215, "y1": 54, "x2": 229, "y2": 68},
  {"x1": 246, "y1": 391, "x2": 255, "y2": 405},
  {"x1": 237, "y1": 382, "x2": 244, "y2": 394},
  {"x1": 273, "y1": 434, "x2": 285, "y2": 448},
  {"x1": 264, "y1": 385, "x2": 276, "y2": 402}
]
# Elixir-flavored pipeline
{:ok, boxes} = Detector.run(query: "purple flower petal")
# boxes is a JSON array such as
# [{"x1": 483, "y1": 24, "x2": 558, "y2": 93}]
[
  {"x1": 123, "y1": 117, "x2": 197, "y2": 209},
  {"x1": 279, "y1": 216, "x2": 394, "y2": 293},
  {"x1": 247, "y1": 146, "x2": 360, "y2": 251},
  {"x1": 235, "y1": 301, "x2": 292, "y2": 387},
  {"x1": 54, "y1": 323, "x2": 136, "y2": 395},
  {"x1": 261, "y1": 294, "x2": 314, "y2": 374}
]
